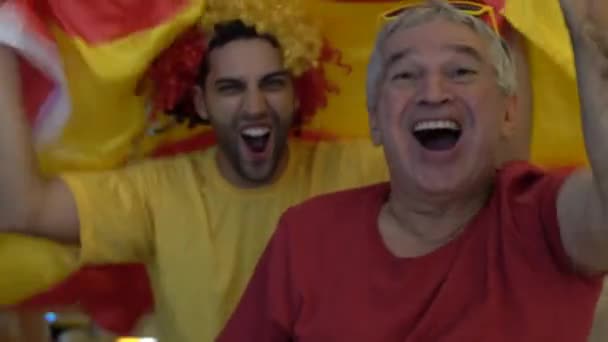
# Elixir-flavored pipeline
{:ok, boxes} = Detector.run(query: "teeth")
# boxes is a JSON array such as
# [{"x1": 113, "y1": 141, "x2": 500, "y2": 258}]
[
  {"x1": 413, "y1": 120, "x2": 460, "y2": 132},
  {"x1": 241, "y1": 127, "x2": 270, "y2": 137}
]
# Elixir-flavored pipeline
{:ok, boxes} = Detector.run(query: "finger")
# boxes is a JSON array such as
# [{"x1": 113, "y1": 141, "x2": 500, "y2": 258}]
[
  {"x1": 584, "y1": 23, "x2": 608, "y2": 58},
  {"x1": 596, "y1": 32, "x2": 608, "y2": 59},
  {"x1": 589, "y1": 0, "x2": 608, "y2": 20},
  {"x1": 559, "y1": 0, "x2": 586, "y2": 34},
  {"x1": 588, "y1": 1, "x2": 608, "y2": 30}
]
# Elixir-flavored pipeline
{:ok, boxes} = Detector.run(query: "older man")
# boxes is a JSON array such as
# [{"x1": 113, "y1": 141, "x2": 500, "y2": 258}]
[{"x1": 217, "y1": 0, "x2": 608, "y2": 341}]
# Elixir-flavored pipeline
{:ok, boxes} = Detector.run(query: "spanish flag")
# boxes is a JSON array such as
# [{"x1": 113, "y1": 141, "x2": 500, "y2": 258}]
[
  {"x1": 503, "y1": 0, "x2": 586, "y2": 167},
  {"x1": 0, "y1": 0, "x2": 205, "y2": 334},
  {"x1": 0, "y1": 0, "x2": 206, "y2": 173},
  {"x1": 0, "y1": 0, "x2": 587, "y2": 335}
]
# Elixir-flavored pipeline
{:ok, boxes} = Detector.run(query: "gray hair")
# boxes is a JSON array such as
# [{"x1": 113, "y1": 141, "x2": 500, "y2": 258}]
[{"x1": 366, "y1": 0, "x2": 517, "y2": 112}]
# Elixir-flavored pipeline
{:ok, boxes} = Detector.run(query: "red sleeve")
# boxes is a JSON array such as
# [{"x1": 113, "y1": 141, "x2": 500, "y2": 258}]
[
  {"x1": 503, "y1": 163, "x2": 581, "y2": 275},
  {"x1": 539, "y1": 168, "x2": 575, "y2": 275},
  {"x1": 217, "y1": 213, "x2": 298, "y2": 341}
]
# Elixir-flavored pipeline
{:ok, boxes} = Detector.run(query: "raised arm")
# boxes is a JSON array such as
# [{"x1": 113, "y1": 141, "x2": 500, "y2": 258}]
[
  {"x1": 556, "y1": 0, "x2": 608, "y2": 273},
  {"x1": 0, "y1": 46, "x2": 80, "y2": 243}
]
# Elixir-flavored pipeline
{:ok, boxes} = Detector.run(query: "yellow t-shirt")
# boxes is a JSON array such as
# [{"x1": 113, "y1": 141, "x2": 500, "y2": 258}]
[{"x1": 61, "y1": 139, "x2": 388, "y2": 342}]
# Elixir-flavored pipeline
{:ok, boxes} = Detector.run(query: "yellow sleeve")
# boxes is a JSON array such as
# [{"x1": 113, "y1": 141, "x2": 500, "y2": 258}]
[
  {"x1": 0, "y1": 234, "x2": 78, "y2": 305},
  {"x1": 61, "y1": 160, "x2": 161, "y2": 265},
  {"x1": 310, "y1": 139, "x2": 389, "y2": 195}
]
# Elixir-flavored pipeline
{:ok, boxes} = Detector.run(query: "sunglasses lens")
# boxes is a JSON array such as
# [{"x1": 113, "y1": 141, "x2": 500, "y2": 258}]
[
  {"x1": 384, "y1": 7, "x2": 406, "y2": 19},
  {"x1": 384, "y1": 2, "x2": 483, "y2": 20},
  {"x1": 451, "y1": 3, "x2": 482, "y2": 11}
]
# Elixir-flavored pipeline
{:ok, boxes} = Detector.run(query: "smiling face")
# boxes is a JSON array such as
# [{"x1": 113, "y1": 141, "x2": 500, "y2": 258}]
[
  {"x1": 370, "y1": 18, "x2": 517, "y2": 197},
  {"x1": 195, "y1": 38, "x2": 298, "y2": 187}
]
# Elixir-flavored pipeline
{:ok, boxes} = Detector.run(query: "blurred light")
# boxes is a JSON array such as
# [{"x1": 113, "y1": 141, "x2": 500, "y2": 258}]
[
  {"x1": 44, "y1": 312, "x2": 57, "y2": 323},
  {"x1": 116, "y1": 338, "x2": 157, "y2": 342}
]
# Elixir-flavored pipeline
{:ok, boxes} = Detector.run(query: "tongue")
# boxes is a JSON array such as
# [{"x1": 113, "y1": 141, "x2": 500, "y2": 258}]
[
  {"x1": 242, "y1": 134, "x2": 270, "y2": 153},
  {"x1": 425, "y1": 135, "x2": 458, "y2": 151},
  {"x1": 414, "y1": 129, "x2": 460, "y2": 151}
]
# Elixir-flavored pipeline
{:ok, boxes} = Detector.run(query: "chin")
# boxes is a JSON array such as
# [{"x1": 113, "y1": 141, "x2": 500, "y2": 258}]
[{"x1": 239, "y1": 163, "x2": 277, "y2": 184}]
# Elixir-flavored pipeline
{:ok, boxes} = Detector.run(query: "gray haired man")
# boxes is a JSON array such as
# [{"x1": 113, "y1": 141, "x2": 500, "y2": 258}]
[{"x1": 217, "y1": 1, "x2": 608, "y2": 341}]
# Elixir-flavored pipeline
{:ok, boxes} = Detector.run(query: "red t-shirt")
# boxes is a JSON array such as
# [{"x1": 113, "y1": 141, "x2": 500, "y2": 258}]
[{"x1": 217, "y1": 162, "x2": 604, "y2": 341}]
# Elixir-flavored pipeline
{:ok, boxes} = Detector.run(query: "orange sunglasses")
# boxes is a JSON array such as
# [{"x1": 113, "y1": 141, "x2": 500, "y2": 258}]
[{"x1": 379, "y1": 0, "x2": 500, "y2": 34}]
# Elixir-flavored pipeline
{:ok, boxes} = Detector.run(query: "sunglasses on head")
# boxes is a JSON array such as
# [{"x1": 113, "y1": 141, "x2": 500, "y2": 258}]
[{"x1": 379, "y1": 0, "x2": 500, "y2": 34}]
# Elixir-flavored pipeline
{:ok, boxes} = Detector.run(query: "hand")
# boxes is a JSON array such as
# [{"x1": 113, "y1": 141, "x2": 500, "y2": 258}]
[{"x1": 559, "y1": 0, "x2": 608, "y2": 57}]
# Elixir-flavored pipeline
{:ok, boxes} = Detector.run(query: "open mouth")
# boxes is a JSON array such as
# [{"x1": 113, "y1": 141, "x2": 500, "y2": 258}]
[
  {"x1": 241, "y1": 126, "x2": 272, "y2": 154},
  {"x1": 412, "y1": 120, "x2": 462, "y2": 151}
]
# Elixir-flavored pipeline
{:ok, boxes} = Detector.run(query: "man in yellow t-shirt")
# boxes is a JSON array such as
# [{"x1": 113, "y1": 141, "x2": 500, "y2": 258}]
[{"x1": 0, "y1": 1, "x2": 388, "y2": 341}]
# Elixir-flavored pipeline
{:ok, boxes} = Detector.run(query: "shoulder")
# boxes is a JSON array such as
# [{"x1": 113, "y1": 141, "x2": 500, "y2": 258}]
[
  {"x1": 62, "y1": 148, "x2": 214, "y2": 192},
  {"x1": 307, "y1": 139, "x2": 383, "y2": 156},
  {"x1": 292, "y1": 138, "x2": 388, "y2": 190},
  {"x1": 289, "y1": 138, "x2": 382, "y2": 157},
  {"x1": 495, "y1": 161, "x2": 577, "y2": 254},
  {"x1": 271, "y1": 183, "x2": 388, "y2": 265},
  {"x1": 136, "y1": 148, "x2": 213, "y2": 174},
  {"x1": 281, "y1": 182, "x2": 389, "y2": 228},
  {"x1": 495, "y1": 161, "x2": 575, "y2": 200},
  {"x1": 493, "y1": 161, "x2": 575, "y2": 232}
]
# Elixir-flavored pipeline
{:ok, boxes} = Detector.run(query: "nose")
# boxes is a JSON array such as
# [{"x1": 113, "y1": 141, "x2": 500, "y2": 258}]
[
  {"x1": 243, "y1": 88, "x2": 269, "y2": 118},
  {"x1": 417, "y1": 73, "x2": 452, "y2": 107}
]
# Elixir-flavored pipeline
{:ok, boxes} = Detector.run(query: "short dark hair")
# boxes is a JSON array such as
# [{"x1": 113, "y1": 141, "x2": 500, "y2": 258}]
[
  {"x1": 168, "y1": 20, "x2": 281, "y2": 126},
  {"x1": 198, "y1": 19, "x2": 280, "y2": 85}
]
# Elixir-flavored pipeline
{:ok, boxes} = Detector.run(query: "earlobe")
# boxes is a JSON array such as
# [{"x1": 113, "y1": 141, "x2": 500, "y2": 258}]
[
  {"x1": 194, "y1": 86, "x2": 209, "y2": 121},
  {"x1": 501, "y1": 95, "x2": 518, "y2": 138}
]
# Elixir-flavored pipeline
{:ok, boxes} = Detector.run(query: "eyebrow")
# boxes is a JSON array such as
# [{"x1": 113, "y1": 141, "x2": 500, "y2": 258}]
[
  {"x1": 214, "y1": 70, "x2": 290, "y2": 86},
  {"x1": 260, "y1": 70, "x2": 290, "y2": 83},
  {"x1": 386, "y1": 48, "x2": 413, "y2": 69},
  {"x1": 444, "y1": 43, "x2": 483, "y2": 63},
  {"x1": 214, "y1": 77, "x2": 244, "y2": 87}
]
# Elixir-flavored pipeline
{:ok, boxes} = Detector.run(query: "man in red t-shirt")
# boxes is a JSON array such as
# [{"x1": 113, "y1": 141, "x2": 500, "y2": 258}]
[{"x1": 218, "y1": 1, "x2": 608, "y2": 341}]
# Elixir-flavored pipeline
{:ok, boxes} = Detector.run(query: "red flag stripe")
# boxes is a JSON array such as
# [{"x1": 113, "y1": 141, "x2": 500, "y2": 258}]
[
  {"x1": 0, "y1": 0, "x2": 71, "y2": 145},
  {"x1": 39, "y1": 0, "x2": 190, "y2": 44}
]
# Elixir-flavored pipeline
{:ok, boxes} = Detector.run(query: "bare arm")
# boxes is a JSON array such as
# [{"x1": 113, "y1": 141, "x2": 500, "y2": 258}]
[
  {"x1": 0, "y1": 45, "x2": 79, "y2": 243},
  {"x1": 556, "y1": 0, "x2": 608, "y2": 273}
]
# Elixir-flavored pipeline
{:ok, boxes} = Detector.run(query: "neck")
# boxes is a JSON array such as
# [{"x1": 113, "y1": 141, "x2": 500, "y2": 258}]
[
  {"x1": 215, "y1": 146, "x2": 290, "y2": 189},
  {"x1": 385, "y1": 180, "x2": 493, "y2": 244}
]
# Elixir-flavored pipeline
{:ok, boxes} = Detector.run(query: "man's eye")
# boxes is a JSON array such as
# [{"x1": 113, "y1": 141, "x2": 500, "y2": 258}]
[
  {"x1": 449, "y1": 68, "x2": 478, "y2": 80},
  {"x1": 217, "y1": 85, "x2": 242, "y2": 94},
  {"x1": 263, "y1": 79, "x2": 287, "y2": 91},
  {"x1": 392, "y1": 72, "x2": 416, "y2": 81}
]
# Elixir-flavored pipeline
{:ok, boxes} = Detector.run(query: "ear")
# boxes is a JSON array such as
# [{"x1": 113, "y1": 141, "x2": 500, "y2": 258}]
[
  {"x1": 369, "y1": 107, "x2": 383, "y2": 145},
  {"x1": 500, "y1": 94, "x2": 518, "y2": 139},
  {"x1": 193, "y1": 86, "x2": 210, "y2": 121},
  {"x1": 294, "y1": 96, "x2": 300, "y2": 113}
]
